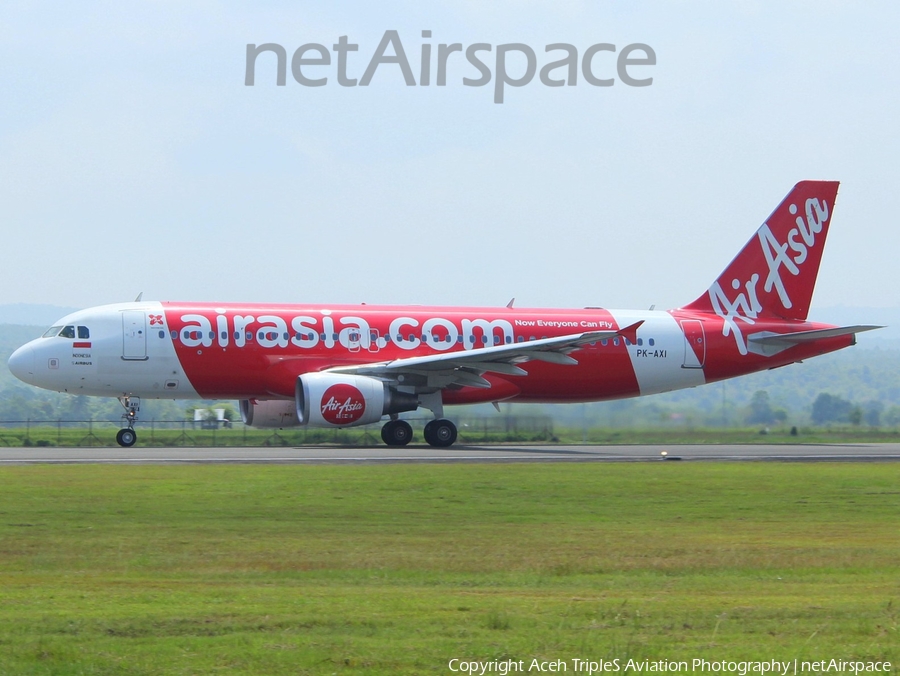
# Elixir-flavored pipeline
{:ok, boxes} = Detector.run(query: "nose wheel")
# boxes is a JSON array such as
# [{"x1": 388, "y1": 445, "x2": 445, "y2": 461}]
[
  {"x1": 116, "y1": 428, "x2": 137, "y2": 447},
  {"x1": 117, "y1": 396, "x2": 141, "y2": 447}
]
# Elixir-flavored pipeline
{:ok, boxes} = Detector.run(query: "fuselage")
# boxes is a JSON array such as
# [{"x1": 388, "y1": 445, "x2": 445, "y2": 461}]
[{"x1": 7, "y1": 300, "x2": 853, "y2": 405}]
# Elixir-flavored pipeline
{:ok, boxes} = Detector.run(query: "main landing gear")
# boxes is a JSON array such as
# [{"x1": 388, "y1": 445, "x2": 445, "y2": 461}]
[
  {"x1": 381, "y1": 419, "x2": 413, "y2": 446},
  {"x1": 116, "y1": 396, "x2": 140, "y2": 447},
  {"x1": 424, "y1": 419, "x2": 457, "y2": 447},
  {"x1": 380, "y1": 418, "x2": 458, "y2": 447}
]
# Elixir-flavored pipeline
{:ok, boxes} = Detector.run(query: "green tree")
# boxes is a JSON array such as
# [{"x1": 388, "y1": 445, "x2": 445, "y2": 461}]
[
  {"x1": 747, "y1": 390, "x2": 776, "y2": 425},
  {"x1": 811, "y1": 393, "x2": 853, "y2": 425},
  {"x1": 862, "y1": 400, "x2": 884, "y2": 427}
]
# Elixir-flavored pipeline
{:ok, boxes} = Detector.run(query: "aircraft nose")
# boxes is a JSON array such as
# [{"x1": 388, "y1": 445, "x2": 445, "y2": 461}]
[{"x1": 7, "y1": 344, "x2": 35, "y2": 384}]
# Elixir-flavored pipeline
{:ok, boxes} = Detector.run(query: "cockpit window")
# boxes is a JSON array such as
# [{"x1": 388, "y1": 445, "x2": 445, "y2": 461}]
[
  {"x1": 42, "y1": 326, "x2": 62, "y2": 338},
  {"x1": 77, "y1": 326, "x2": 90, "y2": 339},
  {"x1": 59, "y1": 326, "x2": 76, "y2": 339}
]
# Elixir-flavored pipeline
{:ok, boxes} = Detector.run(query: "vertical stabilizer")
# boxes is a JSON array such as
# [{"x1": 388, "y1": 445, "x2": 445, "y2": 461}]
[{"x1": 681, "y1": 181, "x2": 839, "y2": 321}]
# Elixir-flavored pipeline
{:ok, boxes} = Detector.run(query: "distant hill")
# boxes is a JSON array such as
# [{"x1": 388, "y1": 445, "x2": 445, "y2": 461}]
[{"x1": 0, "y1": 304, "x2": 80, "y2": 327}]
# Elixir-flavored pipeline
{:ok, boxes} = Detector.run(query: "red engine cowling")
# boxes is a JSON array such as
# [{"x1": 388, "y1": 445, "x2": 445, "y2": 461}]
[
  {"x1": 296, "y1": 373, "x2": 418, "y2": 428},
  {"x1": 239, "y1": 399, "x2": 299, "y2": 428}
]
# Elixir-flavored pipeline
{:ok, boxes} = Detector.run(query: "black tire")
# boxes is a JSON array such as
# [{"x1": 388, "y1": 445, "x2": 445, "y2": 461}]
[
  {"x1": 381, "y1": 420, "x2": 413, "y2": 446},
  {"x1": 116, "y1": 428, "x2": 137, "y2": 448},
  {"x1": 424, "y1": 419, "x2": 457, "y2": 448}
]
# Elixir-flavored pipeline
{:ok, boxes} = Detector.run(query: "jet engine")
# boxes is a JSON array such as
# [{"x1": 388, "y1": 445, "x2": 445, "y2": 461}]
[
  {"x1": 296, "y1": 373, "x2": 418, "y2": 427},
  {"x1": 239, "y1": 399, "x2": 299, "y2": 428}
]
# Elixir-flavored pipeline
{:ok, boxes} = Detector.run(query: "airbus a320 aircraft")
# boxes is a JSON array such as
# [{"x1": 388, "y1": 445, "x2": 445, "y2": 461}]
[{"x1": 7, "y1": 181, "x2": 879, "y2": 447}]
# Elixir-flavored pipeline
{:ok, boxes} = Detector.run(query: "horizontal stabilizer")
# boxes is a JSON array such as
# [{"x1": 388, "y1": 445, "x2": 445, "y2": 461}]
[{"x1": 747, "y1": 325, "x2": 882, "y2": 356}]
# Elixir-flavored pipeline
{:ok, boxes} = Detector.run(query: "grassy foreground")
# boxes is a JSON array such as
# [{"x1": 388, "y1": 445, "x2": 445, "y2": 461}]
[{"x1": 0, "y1": 463, "x2": 897, "y2": 674}]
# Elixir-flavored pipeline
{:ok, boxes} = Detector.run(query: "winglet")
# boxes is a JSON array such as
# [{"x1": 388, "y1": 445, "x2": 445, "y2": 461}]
[{"x1": 616, "y1": 321, "x2": 644, "y2": 345}]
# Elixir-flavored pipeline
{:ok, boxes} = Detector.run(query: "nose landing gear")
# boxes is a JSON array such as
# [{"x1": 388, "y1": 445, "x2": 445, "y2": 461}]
[
  {"x1": 117, "y1": 396, "x2": 140, "y2": 447},
  {"x1": 116, "y1": 428, "x2": 137, "y2": 447}
]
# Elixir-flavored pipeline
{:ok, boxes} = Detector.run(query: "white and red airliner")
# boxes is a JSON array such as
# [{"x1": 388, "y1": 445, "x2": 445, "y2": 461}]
[{"x1": 7, "y1": 181, "x2": 879, "y2": 447}]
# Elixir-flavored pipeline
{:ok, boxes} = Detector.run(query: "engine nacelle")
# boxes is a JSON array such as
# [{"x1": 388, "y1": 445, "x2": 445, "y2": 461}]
[
  {"x1": 239, "y1": 399, "x2": 300, "y2": 428},
  {"x1": 296, "y1": 373, "x2": 418, "y2": 428}
]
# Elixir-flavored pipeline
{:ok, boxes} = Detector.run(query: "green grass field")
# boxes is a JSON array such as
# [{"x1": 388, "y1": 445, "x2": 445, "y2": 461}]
[{"x1": 0, "y1": 463, "x2": 897, "y2": 674}]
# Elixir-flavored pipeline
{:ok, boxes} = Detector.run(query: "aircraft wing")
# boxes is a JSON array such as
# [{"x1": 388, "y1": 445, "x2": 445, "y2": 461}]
[{"x1": 328, "y1": 321, "x2": 644, "y2": 390}]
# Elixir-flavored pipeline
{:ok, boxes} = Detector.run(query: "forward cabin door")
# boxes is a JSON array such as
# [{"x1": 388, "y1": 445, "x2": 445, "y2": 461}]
[
  {"x1": 122, "y1": 311, "x2": 148, "y2": 360},
  {"x1": 680, "y1": 319, "x2": 706, "y2": 369}
]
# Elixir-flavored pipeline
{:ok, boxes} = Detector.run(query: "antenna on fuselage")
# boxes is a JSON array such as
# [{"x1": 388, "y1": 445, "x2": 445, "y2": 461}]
[
  {"x1": 506, "y1": 298, "x2": 515, "y2": 308},
  {"x1": 134, "y1": 292, "x2": 143, "y2": 302}
]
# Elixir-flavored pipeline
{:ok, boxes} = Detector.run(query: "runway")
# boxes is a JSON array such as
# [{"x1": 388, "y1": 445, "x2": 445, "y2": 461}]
[{"x1": 0, "y1": 443, "x2": 898, "y2": 464}]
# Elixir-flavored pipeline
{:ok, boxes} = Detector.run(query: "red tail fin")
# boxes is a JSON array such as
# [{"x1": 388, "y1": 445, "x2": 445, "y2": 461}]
[{"x1": 681, "y1": 180, "x2": 840, "y2": 321}]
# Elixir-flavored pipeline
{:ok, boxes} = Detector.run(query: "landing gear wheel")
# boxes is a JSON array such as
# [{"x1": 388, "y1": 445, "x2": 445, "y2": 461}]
[
  {"x1": 423, "y1": 419, "x2": 458, "y2": 448},
  {"x1": 116, "y1": 428, "x2": 137, "y2": 448},
  {"x1": 381, "y1": 420, "x2": 413, "y2": 446}
]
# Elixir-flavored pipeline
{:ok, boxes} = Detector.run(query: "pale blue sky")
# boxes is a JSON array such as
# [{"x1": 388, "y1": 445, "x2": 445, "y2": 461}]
[{"x1": 1, "y1": 2, "x2": 897, "y2": 312}]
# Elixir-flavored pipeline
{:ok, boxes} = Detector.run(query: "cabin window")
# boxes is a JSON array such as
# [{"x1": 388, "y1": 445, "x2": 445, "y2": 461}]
[{"x1": 649, "y1": 338, "x2": 655, "y2": 346}]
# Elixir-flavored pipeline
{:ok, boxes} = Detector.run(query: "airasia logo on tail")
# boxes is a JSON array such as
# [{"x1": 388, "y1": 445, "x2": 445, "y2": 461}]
[{"x1": 320, "y1": 384, "x2": 366, "y2": 424}]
